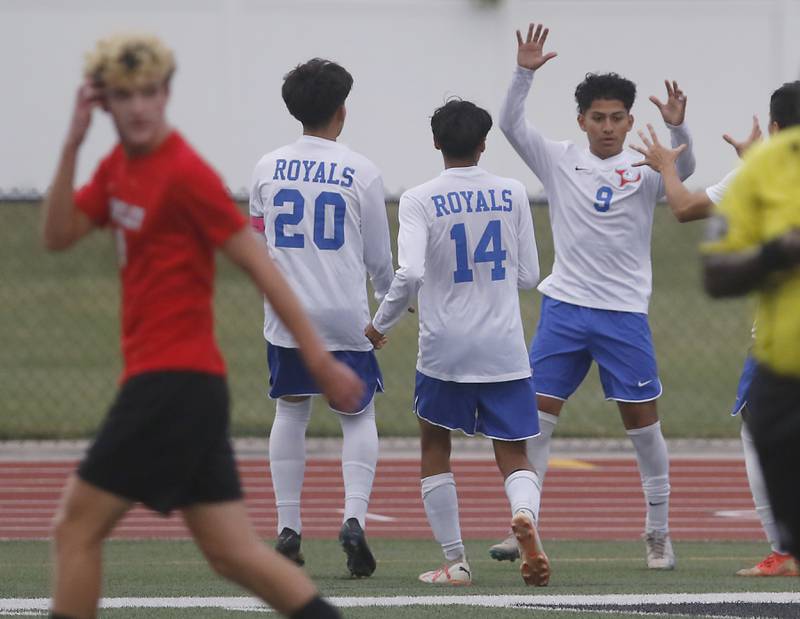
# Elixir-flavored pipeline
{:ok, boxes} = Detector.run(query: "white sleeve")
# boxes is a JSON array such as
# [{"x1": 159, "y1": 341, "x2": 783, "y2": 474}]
[
  {"x1": 499, "y1": 66, "x2": 563, "y2": 182},
  {"x1": 372, "y1": 194, "x2": 428, "y2": 334},
  {"x1": 360, "y1": 175, "x2": 395, "y2": 301},
  {"x1": 667, "y1": 122, "x2": 696, "y2": 181},
  {"x1": 516, "y1": 190, "x2": 540, "y2": 290},
  {"x1": 705, "y1": 169, "x2": 739, "y2": 206}
]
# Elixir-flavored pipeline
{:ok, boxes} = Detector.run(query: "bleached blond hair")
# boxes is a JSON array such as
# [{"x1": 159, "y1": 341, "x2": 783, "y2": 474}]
[{"x1": 84, "y1": 33, "x2": 175, "y2": 89}]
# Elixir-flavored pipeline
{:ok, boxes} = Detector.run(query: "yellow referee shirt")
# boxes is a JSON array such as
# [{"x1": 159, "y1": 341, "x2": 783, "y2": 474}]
[{"x1": 703, "y1": 126, "x2": 800, "y2": 378}]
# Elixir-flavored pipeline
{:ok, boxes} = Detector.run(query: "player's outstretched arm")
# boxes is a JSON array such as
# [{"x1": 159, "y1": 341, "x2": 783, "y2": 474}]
[
  {"x1": 222, "y1": 228, "x2": 365, "y2": 412},
  {"x1": 370, "y1": 194, "x2": 428, "y2": 341},
  {"x1": 499, "y1": 23, "x2": 559, "y2": 178},
  {"x1": 723, "y1": 115, "x2": 762, "y2": 159},
  {"x1": 41, "y1": 83, "x2": 98, "y2": 251},
  {"x1": 649, "y1": 80, "x2": 695, "y2": 180},
  {"x1": 631, "y1": 124, "x2": 709, "y2": 222},
  {"x1": 704, "y1": 229, "x2": 800, "y2": 297}
]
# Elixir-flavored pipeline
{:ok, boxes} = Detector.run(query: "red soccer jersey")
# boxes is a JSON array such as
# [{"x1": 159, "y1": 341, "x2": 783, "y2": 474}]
[{"x1": 75, "y1": 131, "x2": 247, "y2": 381}]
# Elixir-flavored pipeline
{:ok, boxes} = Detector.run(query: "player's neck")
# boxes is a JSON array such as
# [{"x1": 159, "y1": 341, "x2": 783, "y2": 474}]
[
  {"x1": 122, "y1": 124, "x2": 173, "y2": 158},
  {"x1": 303, "y1": 125, "x2": 340, "y2": 142},
  {"x1": 588, "y1": 145, "x2": 624, "y2": 160},
  {"x1": 443, "y1": 157, "x2": 479, "y2": 169}
]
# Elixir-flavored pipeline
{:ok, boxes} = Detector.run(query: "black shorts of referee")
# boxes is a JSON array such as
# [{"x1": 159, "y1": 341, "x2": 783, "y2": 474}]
[
  {"x1": 78, "y1": 371, "x2": 242, "y2": 514},
  {"x1": 747, "y1": 363, "x2": 800, "y2": 559}
]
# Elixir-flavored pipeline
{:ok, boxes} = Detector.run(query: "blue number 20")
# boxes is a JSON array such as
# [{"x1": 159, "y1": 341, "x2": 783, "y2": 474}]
[
  {"x1": 593, "y1": 186, "x2": 613, "y2": 212},
  {"x1": 450, "y1": 220, "x2": 507, "y2": 283},
  {"x1": 274, "y1": 189, "x2": 345, "y2": 250}
]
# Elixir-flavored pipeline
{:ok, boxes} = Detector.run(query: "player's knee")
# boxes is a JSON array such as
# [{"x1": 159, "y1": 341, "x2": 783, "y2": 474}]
[{"x1": 50, "y1": 509, "x2": 98, "y2": 554}]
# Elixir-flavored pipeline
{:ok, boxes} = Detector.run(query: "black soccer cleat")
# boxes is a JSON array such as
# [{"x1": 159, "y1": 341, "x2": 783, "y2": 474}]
[
  {"x1": 275, "y1": 527, "x2": 305, "y2": 567},
  {"x1": 338, "y1": 517, "x2": 376, "y2": 578}
]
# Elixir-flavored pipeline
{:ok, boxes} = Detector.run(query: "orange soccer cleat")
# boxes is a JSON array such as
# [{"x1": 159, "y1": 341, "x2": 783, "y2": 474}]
[{"x1": 736, "y1": 551, "x2": 800, "y2": 577}]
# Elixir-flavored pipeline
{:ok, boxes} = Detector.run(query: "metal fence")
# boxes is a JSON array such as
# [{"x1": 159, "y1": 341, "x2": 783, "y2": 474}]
[{"x1": 1, "y1": 202, "x2": 754, "y2": 440}]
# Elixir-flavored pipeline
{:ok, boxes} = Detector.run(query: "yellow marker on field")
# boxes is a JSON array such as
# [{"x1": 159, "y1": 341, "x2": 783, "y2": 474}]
[{"x1": 548, "y1": 458, "x2": 596, "y2": 470}]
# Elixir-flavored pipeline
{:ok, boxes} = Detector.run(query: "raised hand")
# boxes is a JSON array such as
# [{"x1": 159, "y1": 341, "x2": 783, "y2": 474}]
[
  {"x1": 630, "y1": 123, "x2": 687, "y2": 171},
  {"x1": 364, "y1": 323, "x2": 387, "y2": 350},
  {"x1": 516, "y1": 23, "x2": 557, "y2": 71},
  {"x1": 66, "y1": 81, "x2": 103, "y2": 148},
  {"x1": 649, "y1": 80, "x2": 687, "y2": 126},
  {"x1": 723, "y1": 115, "x2": 762, "y2": 159}
]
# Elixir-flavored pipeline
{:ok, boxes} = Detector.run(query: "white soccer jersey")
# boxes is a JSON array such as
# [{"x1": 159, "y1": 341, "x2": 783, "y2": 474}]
[
  {"x1": 372, "y1": 166, "x2": 539, "y2": 382},
  {"x1": 705, "y1": 169, "x2": 738, "y2": 205},
  {"x1": 500, "y1": 66, "x2": 696, "y2": 314},
  {"x1": 250, "y1": 135, "x2": 394, "y2": 351}
]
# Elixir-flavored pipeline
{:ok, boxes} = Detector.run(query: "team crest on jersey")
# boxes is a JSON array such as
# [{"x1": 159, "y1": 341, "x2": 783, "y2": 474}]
[
  {"x1": 614, "y1": 168, "x2": 642, "y2": 188},
  {"x1": 110, "y1": 198, "x2": 145, "y2": 230}
]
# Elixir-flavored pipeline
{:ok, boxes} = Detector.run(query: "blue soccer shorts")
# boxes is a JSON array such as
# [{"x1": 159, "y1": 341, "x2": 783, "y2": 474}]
[
  {"x1": 731, "y1": 354, "x2": 757, "y2": 416},
  {"x1": 529, "y1": 296, "x2": 662, "y2": 403},
  {"x1": 266, "y1": 343, "x2": 383, "y2": 414},
  {"x1": 413, "y1": 371, "x2": 540, "y2": 441}
]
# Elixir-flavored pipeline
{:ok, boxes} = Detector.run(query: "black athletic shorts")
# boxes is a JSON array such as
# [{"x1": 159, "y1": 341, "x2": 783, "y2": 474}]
[
  {"x1": 747, "y1": 363, "x2": 800, "y2": 558},
  {"x1": 78, "y1": 371, "x2": 243, "y2": 514}
]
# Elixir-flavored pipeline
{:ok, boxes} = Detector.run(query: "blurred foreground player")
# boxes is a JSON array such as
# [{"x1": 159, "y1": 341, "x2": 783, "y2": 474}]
[
  {"x1": 702, "y1": 90, "x2": 800, "y2": 563},
  {"x1": 41, "y1": 34, "x2": 358, "y2": 619},
  {"x1": 367, "y1": 100, "x2": 547, "y2": 586},
  {"x1": 633, "y1": 81, "x2": 800, "y2": 576}
]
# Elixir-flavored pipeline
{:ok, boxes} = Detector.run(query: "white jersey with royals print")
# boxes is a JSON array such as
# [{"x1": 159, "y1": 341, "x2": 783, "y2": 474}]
[
  {"x1": 250, "y1": 136, "x2": 394, "y2": 351},
  {"x1": 500, "y1": 66, "x2": 696, "y2": 314},
  {"x1": 372, "y1": 166, "x2": 540, "y2": 383}
]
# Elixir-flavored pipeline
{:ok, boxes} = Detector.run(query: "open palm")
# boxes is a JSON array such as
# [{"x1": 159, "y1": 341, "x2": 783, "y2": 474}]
[
  {"x1": 649, "y1": 80, "x2": 687, "y2": 126},
  {"x1": 516, "y1": 23, "x2": 557, "y2": 71}
]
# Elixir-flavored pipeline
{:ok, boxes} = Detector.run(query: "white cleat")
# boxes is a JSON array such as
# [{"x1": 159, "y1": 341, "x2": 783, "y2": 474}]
[
  {"x1": 489, "y1": 532, "x2": 521, "y2": 561},
  {"x1": 644, "y1": 530, "x2": 676, "y2": 570},
  {"x1": 418, "y1": 559, "x2": 472, "y2": 585}
]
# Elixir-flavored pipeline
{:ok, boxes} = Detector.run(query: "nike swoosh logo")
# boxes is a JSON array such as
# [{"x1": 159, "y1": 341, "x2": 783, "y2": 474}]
[
  {"x1": 638, "y1": 379, "x2": 654, "y2": 387},
  {"x1": 575, "y1": 166, "x2": 590, "y2": 171}
]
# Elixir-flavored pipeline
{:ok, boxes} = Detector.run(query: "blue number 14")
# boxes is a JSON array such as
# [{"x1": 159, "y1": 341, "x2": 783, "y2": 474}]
[{"x1": 450, "y1": 220, "x2": 507, "y2": 283}]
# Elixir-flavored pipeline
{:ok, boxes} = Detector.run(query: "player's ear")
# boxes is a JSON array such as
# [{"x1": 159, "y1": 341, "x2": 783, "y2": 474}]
[
  {"x1": 433, "y1": 138, "x2": 442, "y2": 151},
  {"x1": 577, "y1": 114, "x2": 587, "y2": 132},
  {"x1": 478, "y1": 139, "x2": 486, "y2": 154},
  {"x1": 626, "y1": 114, "x2": 634, "y2": 131},
  {"x1": 769, "y1": 120, "x2": 779, "y2": 136}
]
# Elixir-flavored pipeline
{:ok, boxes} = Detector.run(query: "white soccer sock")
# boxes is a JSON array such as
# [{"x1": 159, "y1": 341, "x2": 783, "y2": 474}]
[
  {"x1": 421, "y1": 472, "x2": 465, "y2": 562},
  {"x1": 504, "y1": 469, "x2": 540, "y2": 523},
  {"x1": 339, "y1": 400, "x2": 379, "y2": 529},
  {"x1": 268, "y1": 398, "x2": 312, "y2": 534},
  {"x1": 741, "y1": 422, "x2": 786, "y2": 553},
  {"x1": 627, "y1": 421, "x2": 670, "y2": 533},
  {"x1": 525, "y1": 411, "x2": 558, "y2": 521}
]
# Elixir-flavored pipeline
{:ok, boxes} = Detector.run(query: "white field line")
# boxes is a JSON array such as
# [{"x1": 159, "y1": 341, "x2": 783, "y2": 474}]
[{"x1": 2, "y1": 592, "x2": 800, "y2": 613}]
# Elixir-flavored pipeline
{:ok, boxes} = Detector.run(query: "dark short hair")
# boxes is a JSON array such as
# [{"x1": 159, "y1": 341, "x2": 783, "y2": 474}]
[
  {"x1": 574, "y1": 73, "x2": 636, "y2": 113},
  {"x1": 431, "y1": 99, "x2": 493, "y2": 158},
  {"x1": 770, "y1": 81, "x2": 800, "y2": 129},
  {"x1": 282, "y1": 58, "x2": 353, "y2": 129}
]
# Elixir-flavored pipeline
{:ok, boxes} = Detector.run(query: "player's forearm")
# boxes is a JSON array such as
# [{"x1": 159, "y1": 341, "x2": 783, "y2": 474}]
[
  {"x1": 667, "y1": 122, "x2": 696, "y2": 181},
  {"x1": 372, "y1": 269, "x2": 419, "y2": 334},
  {"x1": 41, "y1": 143, "x2": 81, "y2": 251},
  {"x1": 662, "y1": 165, "x2": 711, "y2": 222},
  {"x1": 499, "y1": 67, "x2": 540, "y2": 158},
  {"x1": 226, "y1": 230, "x2": 332, "y2": 373}
]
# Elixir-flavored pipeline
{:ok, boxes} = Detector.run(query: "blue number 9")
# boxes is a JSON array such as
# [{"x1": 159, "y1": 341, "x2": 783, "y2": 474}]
[{"x1": 593, "y1": 186, "x2": 613, "y2": 212}]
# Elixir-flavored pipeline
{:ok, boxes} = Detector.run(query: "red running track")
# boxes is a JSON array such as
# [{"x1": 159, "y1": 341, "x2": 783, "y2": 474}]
[{"x1": 0, "y1": 458, "x2": 763, "y2": 541}]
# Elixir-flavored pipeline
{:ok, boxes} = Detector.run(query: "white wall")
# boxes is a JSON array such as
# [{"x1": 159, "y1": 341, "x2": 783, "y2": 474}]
[{"x1": 2, "y1": 0, "x2": 799, "y2": 198}]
